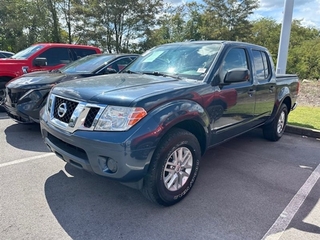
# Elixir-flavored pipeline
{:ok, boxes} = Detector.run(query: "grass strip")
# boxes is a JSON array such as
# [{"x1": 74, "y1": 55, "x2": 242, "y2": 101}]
[{"x1": 288, "y1": 106, "x2": 320, "y2": 130}]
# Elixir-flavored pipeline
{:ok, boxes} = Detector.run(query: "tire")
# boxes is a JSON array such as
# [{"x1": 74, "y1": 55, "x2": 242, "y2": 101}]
[
  {"x1": 263, "y1": 104, "x2": 288, "y2": 141},
  {"x1": 0, "y1": 77, "x2": 12, "y2": 112},
  {"x1": 0, "y1": 81, "x2": 7, "y2": 112},
  {"x1": 142, "y1": 128, "x2": 201, "y2": 206}
]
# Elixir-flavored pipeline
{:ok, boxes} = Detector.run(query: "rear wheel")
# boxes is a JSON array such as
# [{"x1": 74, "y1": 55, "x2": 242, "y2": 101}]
[
  {"x1": 142, "y1": 128, "x2": 201, "y2": 206},
  {"x1": 263, "y1": 104, "x2": 288, "y2": 141}
]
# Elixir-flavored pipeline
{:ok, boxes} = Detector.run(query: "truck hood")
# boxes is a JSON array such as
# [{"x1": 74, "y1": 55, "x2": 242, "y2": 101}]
[
  {"x1": 6, "y1": 71, "x2": 91, "y2": 89},
  {"x1": 52, "y1": 73, "x2": 201, "y2": 109}
]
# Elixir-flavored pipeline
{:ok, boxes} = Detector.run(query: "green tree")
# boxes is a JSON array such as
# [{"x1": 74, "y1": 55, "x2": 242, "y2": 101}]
[
  {"x1": 286, "y1": 20, "x2": 320, "y2": 78},
  {"x1": 56, "y1": 0, "x2": 73, "y2": 43},
  {"x1": 201, "y1": 0, "x2": 259, "y2": 41},
  {"x1": 72, "y1": 0, "x2": 163, "y2": 53},
  {"x1": 184, "y1": 2, "x2": 204, "y2": 41},
  {"x1": 140, "y1": 1, "x2": 205, "y2": 51},
  {"x1": 0, "y1": 0, "x2": 31, "y2": 51},
  {"x1": 289, "y1": 20, "x2": 320, "y2": 48},
  {"x1": 250, "y1": 18, "x2": 281, "y2": 61},
  {"x1": 287, "y1": 38, "x2": 320, "y2": 79},
  {"x1": 0, "y1": 0, "x2": 69, "y2": 51},
  {"x1": 47, "y1": 0, "x2": 61, "y2": 42}
]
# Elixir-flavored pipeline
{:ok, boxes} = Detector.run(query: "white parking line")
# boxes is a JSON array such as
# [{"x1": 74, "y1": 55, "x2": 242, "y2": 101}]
[
  {"x1": 262, "y1": 163, "x2": 320, "y2": 240},
  {"x1": 0, "y1": 153, "x2": 54, "y2": 168}
]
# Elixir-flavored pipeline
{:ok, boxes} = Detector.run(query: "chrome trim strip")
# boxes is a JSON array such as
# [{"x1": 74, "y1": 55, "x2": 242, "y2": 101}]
[{"x1": 48, "y1": 94, "x2": 106, "y2": 133}]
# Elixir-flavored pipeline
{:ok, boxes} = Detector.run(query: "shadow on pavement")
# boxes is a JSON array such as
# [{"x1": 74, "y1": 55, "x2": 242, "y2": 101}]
[
  {"x1": 44, "y1": 163, "x2": 166, "y2": 240},
  {"x1": 4, "y1": 122, "x2": 49, "y2": 152},
  {"x1": 43, "y1": 129, "x2": 320, "y2": 240}
]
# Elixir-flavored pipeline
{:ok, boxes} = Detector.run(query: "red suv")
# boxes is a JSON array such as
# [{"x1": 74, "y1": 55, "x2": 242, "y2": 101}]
[{"x1": 0, "y1": 43, "x2": 101, "y2": 106}]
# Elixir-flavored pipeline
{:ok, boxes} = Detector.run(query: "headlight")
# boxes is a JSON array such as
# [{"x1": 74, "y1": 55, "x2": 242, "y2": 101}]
[
  {"x1": 19, "y1": 84, "x2": 55, "y2": 101},
  {"x1": 94, "y1": 106, "x2": 147, "y2": 131}
]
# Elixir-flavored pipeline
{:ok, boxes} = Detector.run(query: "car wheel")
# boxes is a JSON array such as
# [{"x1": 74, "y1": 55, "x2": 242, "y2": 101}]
[
  {"x1": 142, "y1": 128, "x2": 201, "y2": 206},
  {"x1": 263, "y1": 104, "x2": 288, "y2": 141},
  {"x1": 0, "y1": 81, "x2": 7, "y2": 112}
]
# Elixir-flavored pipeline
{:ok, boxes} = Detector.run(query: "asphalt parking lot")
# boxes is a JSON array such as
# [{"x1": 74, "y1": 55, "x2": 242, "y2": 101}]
[{"x1": 0, "y1": 111, "x2": 319, "y2": 240}]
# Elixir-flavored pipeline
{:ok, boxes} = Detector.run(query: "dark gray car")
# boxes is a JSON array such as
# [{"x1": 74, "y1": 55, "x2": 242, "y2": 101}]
[
  {"x1": 4, "y1": 53, "x2": 138, "y2": 123},
  {"x1": 0, "y1": 50, "x2": 14, "y2": 58}
]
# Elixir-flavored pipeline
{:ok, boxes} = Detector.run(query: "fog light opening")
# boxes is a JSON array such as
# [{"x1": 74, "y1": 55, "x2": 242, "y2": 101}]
[
  {"x1": 107, "y1": 158, "x2": 118, "y2": 173},
  {"x1": 98, "y1": 156, "x2": 118, "y2": 173}
]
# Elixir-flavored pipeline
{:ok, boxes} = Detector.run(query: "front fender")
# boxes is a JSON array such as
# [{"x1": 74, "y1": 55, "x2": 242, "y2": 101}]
[
  {"x1": 128, "y1": 100, "x2": 210, "y2": 164},
  {"x1": 151, "y1": 100, "x2": 210, "y2": 136},
  {"x1": 0, "y1": 68, "x2": 23, "y2": 80}
]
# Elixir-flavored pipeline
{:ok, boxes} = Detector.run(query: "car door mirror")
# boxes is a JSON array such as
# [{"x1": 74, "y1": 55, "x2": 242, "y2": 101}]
[
  {"x1": 34, "y1": 57, "x2": 47, "y2": 67},
  {"x1": 224, "y1": 68, "x2": 250, "y2": 83}
]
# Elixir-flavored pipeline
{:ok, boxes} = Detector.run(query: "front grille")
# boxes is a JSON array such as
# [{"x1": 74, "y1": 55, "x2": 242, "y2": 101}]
[
  {"x1": 48, "y1": 94, "x2": 105, "y2": 132},
  {"x1": 84, "y1": 107, "x2": 100, "y2": 128},
  {"x1": 53, "y1": 97, "x2": 78, "y2": 123}
]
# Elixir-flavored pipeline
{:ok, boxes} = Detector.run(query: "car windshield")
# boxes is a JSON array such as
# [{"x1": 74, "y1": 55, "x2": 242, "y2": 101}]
[
  {"x1": 11, "y1": 45, "x2": 45, "y2": 59},
  {"x1": 126, "y1": 42, "x2": 222, "y2": 80},
  {"x1": 60, "y1": 54, "x2": 115, "y2": 74}
]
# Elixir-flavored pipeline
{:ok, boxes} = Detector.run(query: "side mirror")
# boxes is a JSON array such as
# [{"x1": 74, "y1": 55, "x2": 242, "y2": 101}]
[
  {"x1": 224, "y1": 68, "x2": 250, "y2": 83},
  {"x1": 34, "y1": 57, "x2": 47, "y2": 67}
]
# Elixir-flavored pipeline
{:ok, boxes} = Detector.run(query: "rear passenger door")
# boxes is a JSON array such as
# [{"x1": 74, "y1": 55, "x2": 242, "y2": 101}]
[{"x1": 252, "y1": 49, "x2": 276, "y2": 123}]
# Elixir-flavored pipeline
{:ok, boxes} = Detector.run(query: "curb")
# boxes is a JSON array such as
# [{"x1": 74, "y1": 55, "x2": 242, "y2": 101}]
[{"x1": 285, "y1": 125, "x2": 320, "y2": 139}]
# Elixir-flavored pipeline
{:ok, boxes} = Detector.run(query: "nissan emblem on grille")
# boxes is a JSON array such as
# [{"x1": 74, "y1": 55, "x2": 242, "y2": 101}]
[{"x1": 57, "y1": 103, "x2": 67, "y2": 118}]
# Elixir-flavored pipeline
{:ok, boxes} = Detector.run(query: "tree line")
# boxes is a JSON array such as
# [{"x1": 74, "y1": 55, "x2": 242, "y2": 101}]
[{"x1": 1, "y1": 0, "x2": 319, "y2": 79}]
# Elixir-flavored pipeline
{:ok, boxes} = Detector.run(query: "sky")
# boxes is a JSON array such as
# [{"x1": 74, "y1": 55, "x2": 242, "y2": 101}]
[
  {"x1": 168, "y1": 0, "x2": 320, "y2": 29},
  {"x1": 254, "y1": 0, "x2": 320, "y2": 28}
]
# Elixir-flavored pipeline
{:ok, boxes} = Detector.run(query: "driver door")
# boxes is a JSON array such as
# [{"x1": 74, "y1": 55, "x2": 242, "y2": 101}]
[{"x1": 208, "y1": 47, "x2": 256, "y2": 144}]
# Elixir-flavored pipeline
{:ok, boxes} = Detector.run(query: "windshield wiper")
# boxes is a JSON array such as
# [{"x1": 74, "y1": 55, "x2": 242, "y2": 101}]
[
  {"x1": 123, "y1": 69, "x2": 138, "y2": 74},
  {"x1": 142, "y1": 71, "x2": 182, "y2": 80},
  {"x1": 50, "y1": 69, "x2": 62, "y2": 73}
]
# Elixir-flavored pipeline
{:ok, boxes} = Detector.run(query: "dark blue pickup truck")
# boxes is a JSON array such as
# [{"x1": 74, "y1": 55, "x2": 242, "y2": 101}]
[{"x1": 40, "y1": 41, "x2": 299, "y2": 206}]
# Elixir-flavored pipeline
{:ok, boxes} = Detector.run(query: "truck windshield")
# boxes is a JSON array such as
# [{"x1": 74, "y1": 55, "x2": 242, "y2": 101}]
[
  {"x1": 11, "y1": 45, "x2": 45, "y2": 59},
  {"x1": 126, "y1": 42, "x2": 222, "y2": 80},
  {"x1": 60, "y1": 54, "x2": 115, "y2": 74}
]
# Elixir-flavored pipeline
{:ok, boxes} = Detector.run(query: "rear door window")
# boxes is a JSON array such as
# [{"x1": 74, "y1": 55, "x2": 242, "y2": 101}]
[
  {"x1": 72, "y1": 48, "x2": 97, "y2": 60},
  {"x1": 252, "y1": 50, "x2": 270, "y2": 80}
]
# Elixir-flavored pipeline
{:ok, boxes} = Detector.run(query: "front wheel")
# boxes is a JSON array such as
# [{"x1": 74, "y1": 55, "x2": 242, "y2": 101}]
[
  {"x1": 263, "y1": 104, "x2": 288, "y2": 141},
  {"x1": 142, "y1": 128, "x2": 201, "y2": 206},
  {"x1": 0, "y1": 76, "x2": 13, "y2": 111},
  {"x1": 0, "y1": 81, "x2": 8, "y2": 112}
]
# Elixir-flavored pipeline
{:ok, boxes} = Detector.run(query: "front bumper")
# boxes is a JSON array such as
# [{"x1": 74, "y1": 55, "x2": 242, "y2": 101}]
[
  {"x1": 4, "y1": 88, "x2": 50, "y2": 123},
  {"x1": 4, "y1": 103, "x2": 37, "y2": 123},
  {"x1": 40, "y1": 113, "x2": 157, "y2": 185}
]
